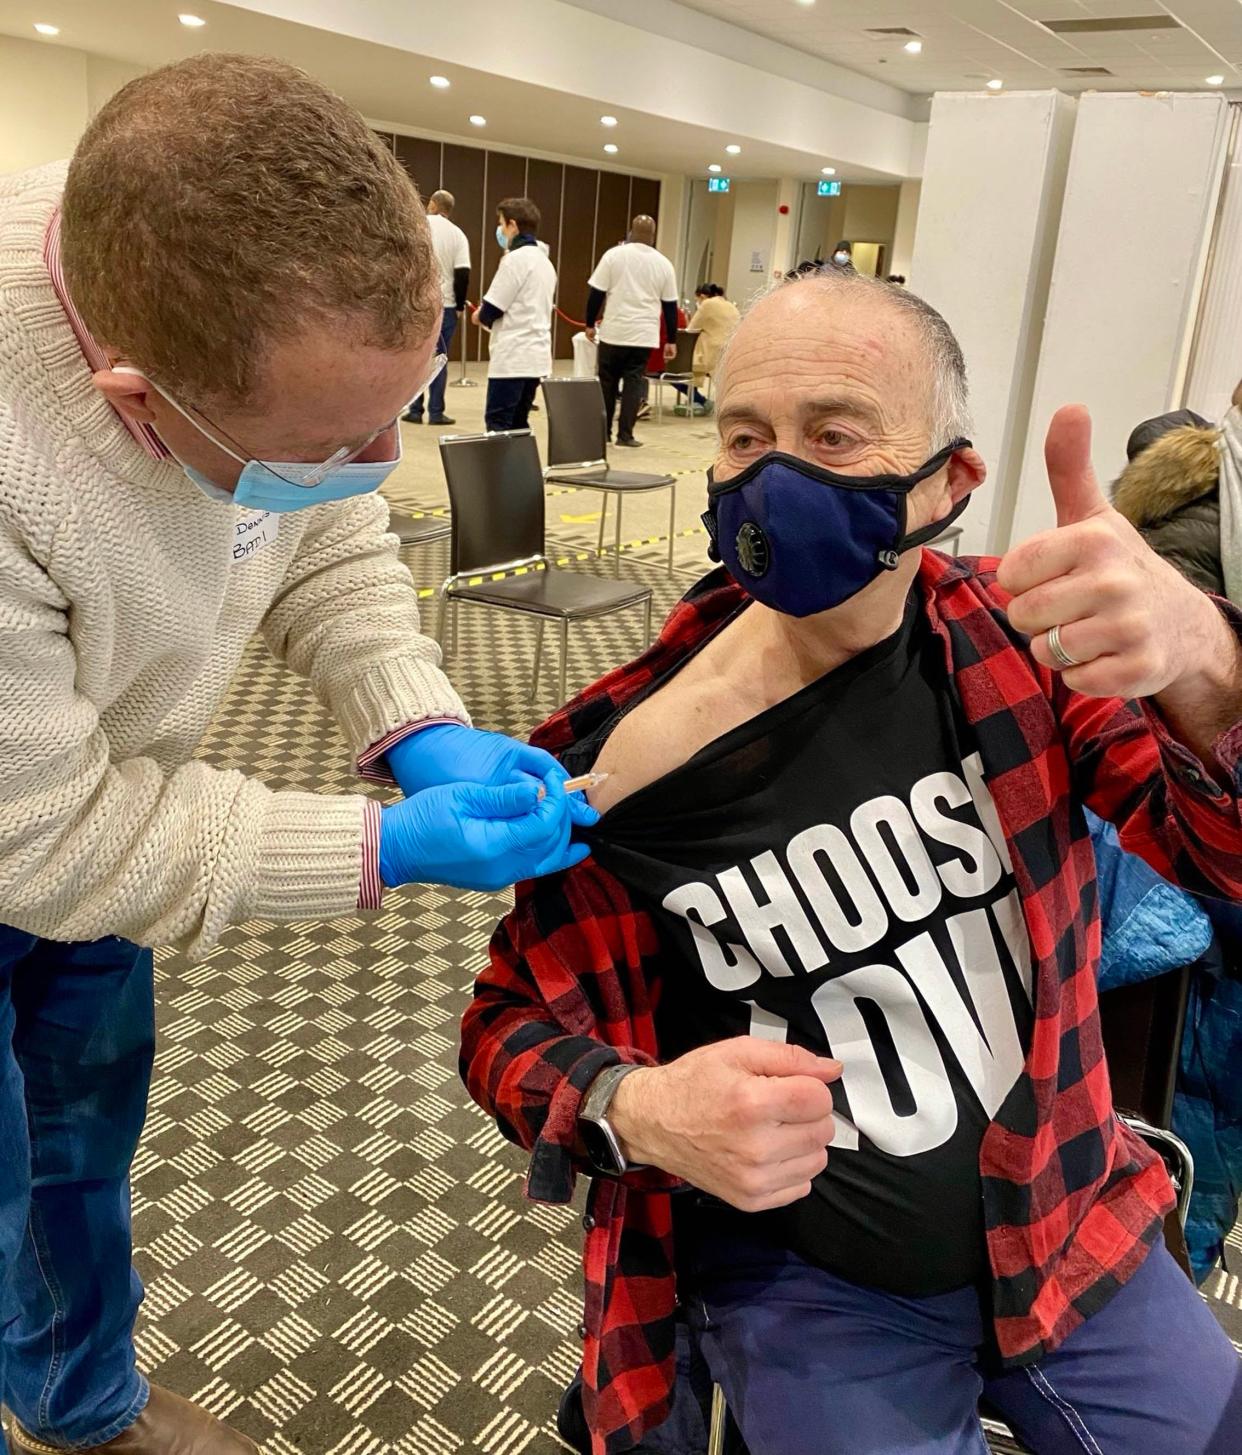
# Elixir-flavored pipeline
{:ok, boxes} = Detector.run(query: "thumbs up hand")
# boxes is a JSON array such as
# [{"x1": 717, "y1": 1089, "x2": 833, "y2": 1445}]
[{"x1": 997, "y1": 404, "x2": 1228, "y2": 701}]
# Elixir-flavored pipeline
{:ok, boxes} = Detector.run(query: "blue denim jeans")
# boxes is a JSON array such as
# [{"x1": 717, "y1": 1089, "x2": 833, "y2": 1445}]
[
  {"x1": 0, "y1": 925, "x2": 154, "y2": 1446},
  {"x1": 407, "y1": 307, "x2": 459, "y2": 420},
  {"x1": 680, "y1": 1223, "x2": 1242, "y2": 1454}
]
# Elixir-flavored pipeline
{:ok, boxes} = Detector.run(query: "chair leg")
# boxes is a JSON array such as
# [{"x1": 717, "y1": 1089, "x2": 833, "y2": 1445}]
[
  {"x1": 667, "y1": 483, "x2": 677, "y2": 575},
  {"x1": 614, "y1": 496, "x2": 623, "y2": 577},
  {"x1": 643, "y1": 594, "x2": 653, "y2": 647},
  {"x1": 530, "y1": 619, "x2": 546, "y2": 704},
  {"x1": 598, "y1": 493, "x2": 609, "y2": 558},
  {"x1": 559, "y1": 618, "x2": 570, "y2": 704},
  {"x1": 708, "y1": 1385, "x2": 728, "y2": 1455}
]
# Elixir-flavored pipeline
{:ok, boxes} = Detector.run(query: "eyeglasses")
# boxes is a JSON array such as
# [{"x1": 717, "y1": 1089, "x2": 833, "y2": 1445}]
[{"x1": 122, "y1": 352, "x2": 449, "y2": 488}]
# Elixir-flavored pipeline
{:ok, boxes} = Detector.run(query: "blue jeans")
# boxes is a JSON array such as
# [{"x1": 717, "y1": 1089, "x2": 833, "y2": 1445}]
[
  {"x1": 407, "y1": 306, "x2": 458, "y2": 419},
  {"x1": 681, "y1": 1224, "x2": 1242, "y2": 1454},
  {"x1": 485, "y1": 376, "x2": 539, "y2": 432},
  {"x1": 0, "y1": 925, "x2": 154, "y2": 1445}
]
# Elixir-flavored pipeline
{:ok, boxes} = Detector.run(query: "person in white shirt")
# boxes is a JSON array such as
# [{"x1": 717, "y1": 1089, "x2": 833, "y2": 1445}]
[
  {"x1": 471, "y1": 197, "x2": 557, "y2": 432},
  {"x1": 585, "y1": 216, "x2": 679, "y2": 447},
  {"x1": 404, "y1": 189, "x2": 471, "y2": 426}
]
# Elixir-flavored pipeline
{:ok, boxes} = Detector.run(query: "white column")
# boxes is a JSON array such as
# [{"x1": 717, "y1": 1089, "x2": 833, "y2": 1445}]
[
  {"x1": 770, "y1": 176, "x2": 802, "y2": 278},
  {"x1": 889, "y1": 180, "x2": 921, "y2": 280},
  {"x1": 912, "y1": 90, "x2": 1077, "y2": 556},
  {"x1": 1184, "y1": 126, "x2": 1242, "y2": 424},
  {"x1": 724, "y1": 180, "x2": 780, "y2": 308},
  {"x1": 656, "y1": 173, "x2": 689, "y2": 288},
  {"x1": 1012, "y1": 92, "x2": 1231, "y2": 546}
]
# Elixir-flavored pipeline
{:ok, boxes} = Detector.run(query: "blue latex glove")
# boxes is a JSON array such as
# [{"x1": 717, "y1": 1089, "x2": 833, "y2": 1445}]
[
  {"x1": 379, "y1": 779, "x2": 591, "y2": 892},
  {"x1": 385, "y1": 724, "x2": 598, "y2": 830}
]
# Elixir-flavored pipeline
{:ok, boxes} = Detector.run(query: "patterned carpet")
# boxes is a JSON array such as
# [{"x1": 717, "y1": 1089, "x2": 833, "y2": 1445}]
[{"x1": 133, "y1": 521, "x2": 1242, "y2": 1455}]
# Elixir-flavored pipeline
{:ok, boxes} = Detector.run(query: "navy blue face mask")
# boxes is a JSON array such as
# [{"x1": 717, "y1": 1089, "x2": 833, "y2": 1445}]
[{"x1": 702, "y1": 440, "x2": 971, "y2": 617}]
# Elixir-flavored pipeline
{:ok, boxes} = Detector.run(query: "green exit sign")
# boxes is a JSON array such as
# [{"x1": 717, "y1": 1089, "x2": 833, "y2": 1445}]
[
  {"x1": 707, "y1": 176, "x2": 731, "y2": 193},
  {"x1": 817, "y1": 179, "x2": 842, "y2": 196}
]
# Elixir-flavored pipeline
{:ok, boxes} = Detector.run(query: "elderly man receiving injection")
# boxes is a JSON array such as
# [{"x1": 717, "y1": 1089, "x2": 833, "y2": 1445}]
[{"x1": 462, "y1": 267, "x2": 1242, "y2": 1455}]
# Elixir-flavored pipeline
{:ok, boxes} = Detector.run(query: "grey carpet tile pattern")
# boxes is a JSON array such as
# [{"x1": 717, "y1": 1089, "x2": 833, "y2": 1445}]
[{"x1": 131, "y1": 538, "x2": 1241, "y2": 1455}]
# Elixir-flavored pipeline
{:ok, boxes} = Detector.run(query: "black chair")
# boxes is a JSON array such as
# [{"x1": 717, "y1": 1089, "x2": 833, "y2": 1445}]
[
  {"x1": 387, "y1": 508, "x2": 451, "y2": 551},
  {"x1": 541, "y1": 377, "x2": 680, "y2": 576},
  {"x1": 437, "y1": 430, "x2": 653, "y2": 705},
  {"x1": 651, "y1": 328, "x2": 702, "y2": 421}
]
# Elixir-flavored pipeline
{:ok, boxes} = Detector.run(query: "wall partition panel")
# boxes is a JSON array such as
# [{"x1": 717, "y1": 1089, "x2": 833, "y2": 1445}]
[
  {"x1": 911, "y1": 91, "x2": 1076, "y2": 556},
  {"x1": 631, "y1": 176, "x2": 661, "y2": 230},
  {"x1": 557, "y1": 165, "x2": 600, "y2": 358},
  {"x1": 1011, "y1": 92, "x2": 1230, "y2": 546},
  {"x1": 595, "y1": 170, "x2": 632, "y2": 262},
  {"x1": 394, "y1": 134, "x2": 443, "y2": 201},
  {"x1": 1184, "y1": 111, "x2": 1242, "y2": 425},
  {"x1": 441, "y1": 143, "x2": 487, "y2": 362},
  {"x1": 479, "y1": 150, "x2": 530, "y2": 361}
]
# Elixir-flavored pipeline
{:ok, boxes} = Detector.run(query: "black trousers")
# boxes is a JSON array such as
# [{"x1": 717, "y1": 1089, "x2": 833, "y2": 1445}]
[
  {"x1": 597, "y1": 343, "x2": 650, "y2": 442},
  {"x1": 485, "y1": 376, "x2": 539, "y2": 432}
]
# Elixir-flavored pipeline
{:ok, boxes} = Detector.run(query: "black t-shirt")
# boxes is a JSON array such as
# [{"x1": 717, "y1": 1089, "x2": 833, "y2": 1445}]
[{"x1": 571, "y1": 598, "x2": 1035, "y2": 1295}]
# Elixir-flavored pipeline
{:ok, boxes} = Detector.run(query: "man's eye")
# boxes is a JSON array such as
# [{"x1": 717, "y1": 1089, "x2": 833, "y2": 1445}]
[
  {"x1": 730, "y1": 433, "x2": 759, "y2": 451},
  {"x1": 820, "y1": 429, "x2": 854, "y2": 448}
]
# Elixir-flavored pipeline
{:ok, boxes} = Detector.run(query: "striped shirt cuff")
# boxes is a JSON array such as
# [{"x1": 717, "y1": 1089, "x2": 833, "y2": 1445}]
[
  {"x1": 358, "y1": 799, "x2": 384, "y2": 909},
  {"x1": 357, "y1": 718, "x2": 458, "y2": 785}
]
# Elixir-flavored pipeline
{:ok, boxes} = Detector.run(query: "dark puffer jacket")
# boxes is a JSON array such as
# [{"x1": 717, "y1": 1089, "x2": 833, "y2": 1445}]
[{"x1": 1113, "y1": 422, "x2": 1223, "y2": 595}]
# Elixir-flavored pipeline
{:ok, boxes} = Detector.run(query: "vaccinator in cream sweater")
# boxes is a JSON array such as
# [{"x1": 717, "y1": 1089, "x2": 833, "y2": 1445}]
[{"x1": 0, "y1": 163, "x2": 468, "y2": 955}]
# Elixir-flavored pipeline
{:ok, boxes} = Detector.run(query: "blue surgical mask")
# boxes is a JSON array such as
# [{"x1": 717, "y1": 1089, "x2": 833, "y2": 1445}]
[
  {"x1": 496, "y1": 225, "x2": 509, "y2": 250},
  {"x1": 703, "y1": 442, "x2": 970, "y2": 617},
  {"x1": 114, "y1": 366, "x2": 402, "y2": 513}
]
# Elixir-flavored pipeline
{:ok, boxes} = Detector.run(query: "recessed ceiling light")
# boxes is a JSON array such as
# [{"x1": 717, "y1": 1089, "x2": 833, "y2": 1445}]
[
  {"x1": 429, "y1": 75, "x2": 450, "y2": 89},
  {"x1": 795, "y1": 0, "x2": 816, "y2": 7},
  {"x1": 821, "y1": 166, "x2": 836, "y2": 176},
  {"x1": 904, "y1": 39, "x2": 923, "y2": 54},
  {"x1": 178, "y1": 13, "x2": 206, "y2": 26},
  {"x1": 603, "y1": 143, "x2": 619, "y2": 154},
  {"x1": 725, "y1": 144, "x2": 742, "y2": 155},
  {"x1": 1206, "y1": 74, "x2": 1225, "y2": 86},
  {"x1": 987, "y1": 78, "x2": 1004, "y2": 90},
  {"x1": 469, "y1": 114, "x2": 487, "y2": 127},
  {"x1": 600, "y1": 115, "x2": 618, "y2": 127},
  {"x1": 708, "y1": 164, "x2": 723, "y2": 174},
  {"x1": 33, "y1": 22, "x2": 59, "y2": 35}
]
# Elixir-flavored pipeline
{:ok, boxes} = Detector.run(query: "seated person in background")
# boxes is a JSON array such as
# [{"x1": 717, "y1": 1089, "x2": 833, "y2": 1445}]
[
  {"x1": 1113, "y1": 383, "x2": 1242, "y2": 604},
  {"x1": 671, "y1": 283, "x2": 740, "y2": 416},
  {"x1": 462, "y1": 269, "x2": 1242, "y2": 1455}
]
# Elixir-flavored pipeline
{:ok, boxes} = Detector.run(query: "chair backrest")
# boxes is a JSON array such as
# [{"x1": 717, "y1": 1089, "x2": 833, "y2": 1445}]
[
  {"x1": 668, "y1": 328, "x2": 700, "y2": 375},
  {"x1": 540, "y1": 377, "x2": 608, "y2": 467},
  {"x1": 438, "y1": 430, "x2": 546, "y2": 576}
]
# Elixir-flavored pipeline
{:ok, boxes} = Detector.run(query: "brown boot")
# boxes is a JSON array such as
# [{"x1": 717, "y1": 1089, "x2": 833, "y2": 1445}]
[{"x1": 6, "y1": 1385, "x2": 259, "y2": 1453}]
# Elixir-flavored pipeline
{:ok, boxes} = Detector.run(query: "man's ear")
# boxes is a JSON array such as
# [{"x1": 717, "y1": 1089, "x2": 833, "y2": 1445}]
[
  {"x1": 92, "y1": 368, "x2": 158, "y2": 425},
  {"x1": 947, "y1": 447, "x2": 987, "y2": 501}
]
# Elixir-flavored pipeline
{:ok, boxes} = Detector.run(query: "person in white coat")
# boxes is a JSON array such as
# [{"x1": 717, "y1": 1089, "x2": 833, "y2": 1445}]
[{"x1": 471, "y1": 197, "x2": 557, "y2": 431}]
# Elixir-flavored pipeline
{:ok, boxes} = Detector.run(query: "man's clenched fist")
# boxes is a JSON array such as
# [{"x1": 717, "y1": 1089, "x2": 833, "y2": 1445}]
[{"x1": 608, "y1": 1037, "x2": 841, "y2": 1213}]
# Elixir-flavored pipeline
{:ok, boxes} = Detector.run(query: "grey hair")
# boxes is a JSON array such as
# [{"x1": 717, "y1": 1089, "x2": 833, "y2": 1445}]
[{"x1": 719, "y1": 267, "x2": 972, "y2": 448}]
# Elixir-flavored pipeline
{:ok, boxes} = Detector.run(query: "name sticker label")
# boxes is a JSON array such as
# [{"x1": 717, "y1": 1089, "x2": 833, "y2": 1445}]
[{"x1": 233, "y1": 509, "x2": 278, "y2": 563}]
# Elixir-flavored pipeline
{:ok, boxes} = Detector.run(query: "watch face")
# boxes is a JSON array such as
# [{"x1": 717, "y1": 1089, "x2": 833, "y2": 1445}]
[{"x1": 581, "y1": 1118, "x2": 623, "y2": 1177}]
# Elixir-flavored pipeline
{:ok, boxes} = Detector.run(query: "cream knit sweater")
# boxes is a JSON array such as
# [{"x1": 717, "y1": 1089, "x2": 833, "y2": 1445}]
[{"x1": 0, "y1": 163, "x2": 467, "y2": 955}]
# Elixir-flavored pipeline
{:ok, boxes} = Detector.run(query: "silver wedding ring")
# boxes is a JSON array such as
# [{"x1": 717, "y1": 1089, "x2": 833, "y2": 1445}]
[{"x1": 1047, "y1": 623, "x2": 1082, "y2": 670}]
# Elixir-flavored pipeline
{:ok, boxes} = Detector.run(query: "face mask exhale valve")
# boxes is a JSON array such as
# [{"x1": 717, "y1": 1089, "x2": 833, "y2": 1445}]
[{"x1": 702, "y1": 441, "x2": 971, "y2": 618}]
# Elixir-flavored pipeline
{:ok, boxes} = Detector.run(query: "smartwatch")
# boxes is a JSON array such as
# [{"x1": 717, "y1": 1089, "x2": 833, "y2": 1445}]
[{"x1": 579, "y1": 1062, "x2": 645, "y2": 1177}]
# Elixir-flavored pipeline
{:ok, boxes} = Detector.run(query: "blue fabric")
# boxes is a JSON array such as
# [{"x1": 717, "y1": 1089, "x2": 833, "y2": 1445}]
[
  {"x1": 679, "y1": 1226, "x2": 1241, "y2": 1454},
  {"x1": 408, "y1": 307, "x2": 458, "y2": 419},
  {"x1": 484, "y1": 376, "x2": 539, "y2": 432},
  {"x1": 0, "y1": 925, "x2": 153, "y2": 1445},
  {"x1": 1086, "y1": 812, "x2": 1242, "y2": 1281}
]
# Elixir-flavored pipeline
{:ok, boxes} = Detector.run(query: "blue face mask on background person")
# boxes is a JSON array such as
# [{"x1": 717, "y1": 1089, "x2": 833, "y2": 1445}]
[
  {"x1": 495, "y1": 225, "x2": 509, "y2": 250},
  {"x1": 702, "y1": 441, "x2": 970, "y2": 618},
  {"x1": 114, "y1": 365, "x2": 405, "y2": 513}
]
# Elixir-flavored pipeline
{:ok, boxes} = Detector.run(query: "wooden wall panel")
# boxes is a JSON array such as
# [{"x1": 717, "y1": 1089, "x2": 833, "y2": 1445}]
[
  {"x1": 526, "y1": 159, "x2": 565, "y2": 356},
  {"x1": 394, "y1": 135, "x2": 443, "y2": 202},
  {"x1": 557, "y1": 166, "x2": 599, "y2": 359},
  {"x1": 441, "y1": 143, "x2": 487, "y2": 361},
  {"x1": 630, "y1": 176, "x2": 661, "y2": 228},
  {"x1": 595, "y1": 170, "x2": 631, "y2": 259}
]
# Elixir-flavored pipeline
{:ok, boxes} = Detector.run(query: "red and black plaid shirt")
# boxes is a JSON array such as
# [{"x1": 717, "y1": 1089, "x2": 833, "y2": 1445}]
[{"x1": 461, "y1": 552, "x2": 1242, "y2": 1455}]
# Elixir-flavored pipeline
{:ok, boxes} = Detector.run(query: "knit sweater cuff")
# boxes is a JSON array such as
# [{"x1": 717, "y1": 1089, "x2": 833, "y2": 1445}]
[
  {"x1": 251, "y1": 792, "x2": 370, "y2": 922},
  {"x1": 333, "y1": 657, "x2": 470, "y2": 760}
]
